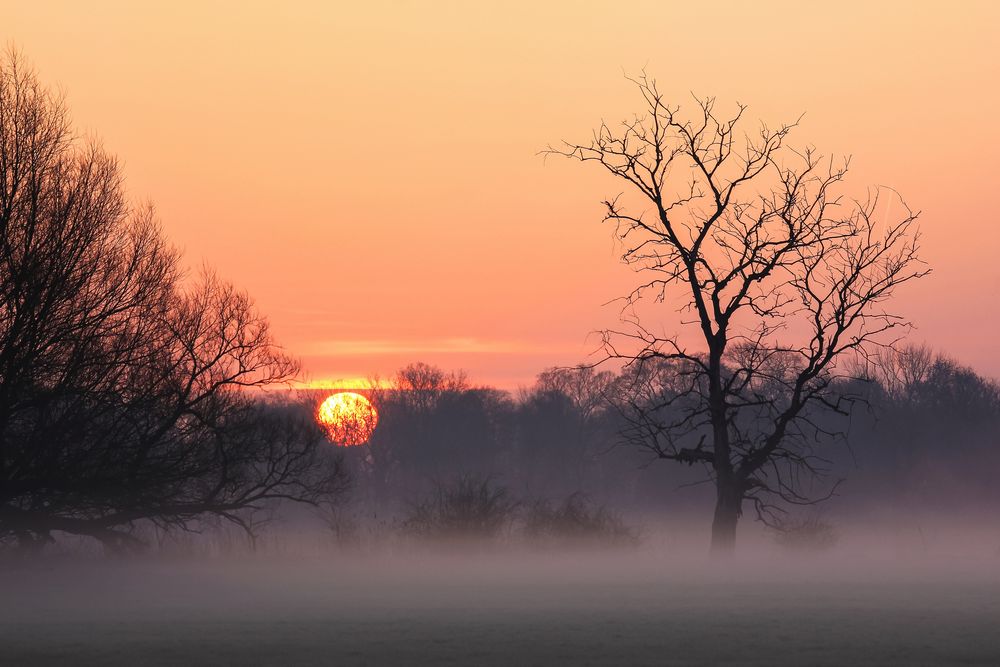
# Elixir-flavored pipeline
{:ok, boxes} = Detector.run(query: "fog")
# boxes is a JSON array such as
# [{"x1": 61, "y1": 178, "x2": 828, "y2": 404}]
[{"x1": 3, "y1": 517, "x2": 1000, "y2": 666}]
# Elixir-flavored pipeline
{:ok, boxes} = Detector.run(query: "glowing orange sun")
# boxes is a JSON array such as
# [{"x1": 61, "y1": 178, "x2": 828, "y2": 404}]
[{"x1": 316, "y1": 392, "x2": 378, "y2": 446}]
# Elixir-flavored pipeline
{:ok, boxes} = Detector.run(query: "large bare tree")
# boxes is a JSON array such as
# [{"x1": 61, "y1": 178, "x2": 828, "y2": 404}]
[
  {"x1": 551, "y1": 76, "x2": 928, "y2": 553},
  {"x1": 0, "y1": 51, "x2": 348, "y2": 551}
]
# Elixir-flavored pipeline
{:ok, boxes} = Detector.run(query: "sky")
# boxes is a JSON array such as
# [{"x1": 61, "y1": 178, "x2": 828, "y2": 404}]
[{"x1": 4, "y1": 1, "x2": 999, "y2": 388}]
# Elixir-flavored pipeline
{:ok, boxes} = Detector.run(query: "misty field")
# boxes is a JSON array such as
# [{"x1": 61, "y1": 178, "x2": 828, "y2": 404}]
[{"x1": 3, "y1": 550, "x2": 999, "y2": 666}]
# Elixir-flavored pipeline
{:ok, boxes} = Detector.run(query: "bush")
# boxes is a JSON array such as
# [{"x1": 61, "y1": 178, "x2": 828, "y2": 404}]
[
  {"x1": 771, "y1": 515, "x2": 838, "y2": 552},
  {"x1": 403, "y1": 475, "x2": 518, "y2": 541},
  {"x1": 523, "y1": 493, "x2": 638, "y2": 548}
]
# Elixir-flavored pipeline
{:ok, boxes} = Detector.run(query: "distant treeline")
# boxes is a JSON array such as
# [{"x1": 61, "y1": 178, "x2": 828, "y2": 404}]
[{"x1": 320, "y1": 351, "x2": 1000, "y2": 519}]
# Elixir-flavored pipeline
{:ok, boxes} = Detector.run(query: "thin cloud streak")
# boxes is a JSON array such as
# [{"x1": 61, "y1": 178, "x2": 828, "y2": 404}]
[
  {"x1": 293, "y1": 377, "x2": 393, "y2": 391},
  {"x1": 300, "y1": 338, "x2": 562, "y2": 357}
]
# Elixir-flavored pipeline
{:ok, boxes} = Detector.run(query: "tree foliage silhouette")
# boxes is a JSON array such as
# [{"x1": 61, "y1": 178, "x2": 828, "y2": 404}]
[{"x1": 0, "y1": 52, "x2": 347, "y2": 551}]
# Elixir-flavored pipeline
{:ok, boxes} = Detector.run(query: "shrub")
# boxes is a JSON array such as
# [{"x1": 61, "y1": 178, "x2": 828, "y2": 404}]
[
  {"x1": 523, "y1": 493, "x2": 638, "y2": 548},
  {"x1": 403, "y1": 475, "x2": 518, "y2": 541},
  {"x1": 771, "y1": 515, "x2": 839, "y2": 552}
]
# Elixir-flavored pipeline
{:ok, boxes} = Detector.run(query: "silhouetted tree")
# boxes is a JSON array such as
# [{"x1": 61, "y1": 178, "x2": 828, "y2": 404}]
[
  {"x1": 534, "y1": 366, "x2": 616, "y2": 427},
  {"x1": 518, "y1": 389, "x2": 581, "y2": 492},
  {"x1": 551, "y1": 75, "x2": 928, "y2": 553},
  {"x1": 363, "y1": 363, "x2": 512, "y2": 501},
  {"x1": 845, "y1": 345, "x2": 1000, "y2": 510},
  {"x1": 0, "y1": 51, "x2": 348, "y2": 551},
  {"x1": 859, "y1": 343, "x2": 936, "y2": 403},
  {"x1": 518, "y1": 366, "x2": 617, "y2": 495}
]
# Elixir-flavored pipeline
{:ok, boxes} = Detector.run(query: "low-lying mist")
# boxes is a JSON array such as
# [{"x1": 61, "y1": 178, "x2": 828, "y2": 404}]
[{"x1": 4, "y1": 514, "x2": 1000, "y2": 666}]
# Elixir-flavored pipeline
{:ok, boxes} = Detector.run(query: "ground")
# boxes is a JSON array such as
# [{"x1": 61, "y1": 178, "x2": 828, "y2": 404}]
[{"x1": 2, "y1": 550, "x2": 998, "y2": 666}]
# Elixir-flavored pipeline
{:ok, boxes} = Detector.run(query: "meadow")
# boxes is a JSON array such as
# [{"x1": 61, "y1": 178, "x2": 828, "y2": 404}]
[{"x1": 4, "y1": 542, "x2": 999, "y2": 666}]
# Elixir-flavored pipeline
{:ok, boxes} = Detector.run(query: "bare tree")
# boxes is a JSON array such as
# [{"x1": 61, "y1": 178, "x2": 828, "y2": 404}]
[
  {"x1": 0, "y1": 51, "x2": 348, "y2": 551},
  {"x1": 521, "y1": 366, "x2": 617, "y2": 493},
  {"x1": 534, "y1": 365, "x2": 616, "y2": 426},
  {"x1": 550, "y1": 75, "x2": 928, "y2": 553},
  {"x1": 855, "y1": 343, "x2": 935, "y2": 403}
]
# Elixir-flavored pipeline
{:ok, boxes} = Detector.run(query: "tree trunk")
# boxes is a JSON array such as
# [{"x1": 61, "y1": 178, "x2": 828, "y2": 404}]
[{"x1": 710, "y1": 481, "x2": 742, "y2": 555}]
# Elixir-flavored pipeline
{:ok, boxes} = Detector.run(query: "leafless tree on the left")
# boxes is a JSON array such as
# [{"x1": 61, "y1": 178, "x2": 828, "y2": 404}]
[{"x1": 0, "y1": 50, "x2": 349, "y2": 553}]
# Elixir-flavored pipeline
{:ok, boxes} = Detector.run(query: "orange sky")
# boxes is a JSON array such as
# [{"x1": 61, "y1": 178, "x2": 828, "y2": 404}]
[{"x1": 5, "y1": 1, "x2": 999, "y2": 388}]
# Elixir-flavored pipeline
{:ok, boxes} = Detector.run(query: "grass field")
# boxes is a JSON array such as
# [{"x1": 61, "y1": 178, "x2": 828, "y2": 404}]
[{"x1": 2, "y1": 551, "x2": 999, "y2": 666}]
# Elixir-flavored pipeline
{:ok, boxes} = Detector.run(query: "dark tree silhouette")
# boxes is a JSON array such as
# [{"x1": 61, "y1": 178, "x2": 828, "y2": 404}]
[
  {"x1": 364, "y1": 363, "x2": 511, "y2": 499},
  {"x1": 551, "y1": 75, "x2": 928, "y2": 553},
  {"x1": 0, "y1": 52, "x2": 347, "y2": 551},
  {"x1": 519, "y1": 366, "x2": 617, "y2": 495},
  {"x1": 533, "y1": 365, "x2": 616, "y2": 428},
  {"x1": 855, "y1": 345, "x2": 1000, "y2": 502}
]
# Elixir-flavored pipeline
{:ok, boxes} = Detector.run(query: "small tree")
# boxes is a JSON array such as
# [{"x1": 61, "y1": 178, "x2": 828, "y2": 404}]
[{"x1": 551, "y1": 76, "x2": 927, "y2": 553}]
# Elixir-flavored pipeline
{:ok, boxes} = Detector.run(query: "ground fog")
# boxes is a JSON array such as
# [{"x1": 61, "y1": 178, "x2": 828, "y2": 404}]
[{"x1": 3, "y1": 524, "x2": 999, "y2": 666}]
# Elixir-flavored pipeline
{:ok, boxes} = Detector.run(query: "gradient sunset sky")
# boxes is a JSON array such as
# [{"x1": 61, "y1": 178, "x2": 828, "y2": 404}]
[{"x1": 5, "y1": 1, "x2": 999, "y2": 388}]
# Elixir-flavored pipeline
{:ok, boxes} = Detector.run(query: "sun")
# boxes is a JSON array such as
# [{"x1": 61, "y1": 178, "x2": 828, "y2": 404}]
[{"x1": 316, "y1": 392, "x2": 378, "y2": 446}]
